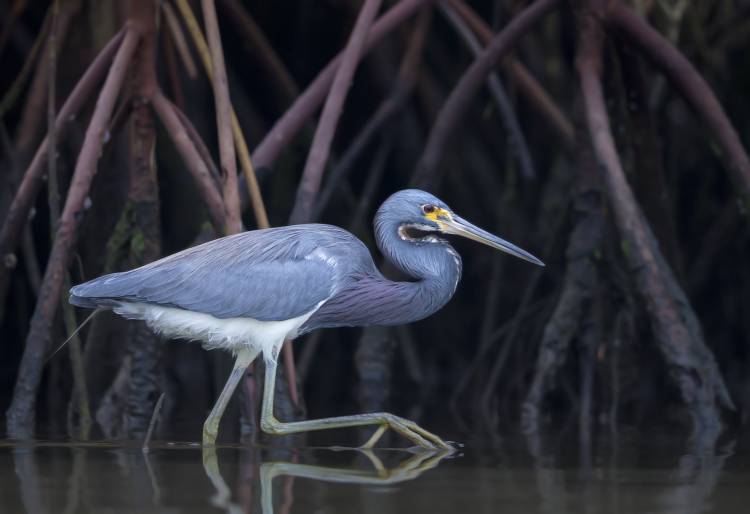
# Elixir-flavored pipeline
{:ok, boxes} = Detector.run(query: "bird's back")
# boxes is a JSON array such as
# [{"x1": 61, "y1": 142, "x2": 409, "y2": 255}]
[{"x1": 70, "y1": 224, "x2": 377, "y2": 322}]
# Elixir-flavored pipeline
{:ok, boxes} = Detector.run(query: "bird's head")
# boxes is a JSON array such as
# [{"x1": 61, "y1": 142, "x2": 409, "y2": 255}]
[{"x1": 377, "y1": 189, "x2": 544, "y2": 267}]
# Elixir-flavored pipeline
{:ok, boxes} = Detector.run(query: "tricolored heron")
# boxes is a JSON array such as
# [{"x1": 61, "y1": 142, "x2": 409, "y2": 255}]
[{"x1": 70, "y1": 189, "x2": 543, "y2": 449}]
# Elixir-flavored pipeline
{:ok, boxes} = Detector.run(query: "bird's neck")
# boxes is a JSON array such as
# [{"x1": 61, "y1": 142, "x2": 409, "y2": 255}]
[
  {"x1": 385, "y1": 258, "x2": 461, "y2": 325},
  {"x1": 369, "y1": 219, "x2": 463, "y2": 326},
  {"x1": 330, "y1": 251, "x2": 461, "y2": 329},
  {"x1": 300, "y1": 218, "x2": 463, "y2": 333}
]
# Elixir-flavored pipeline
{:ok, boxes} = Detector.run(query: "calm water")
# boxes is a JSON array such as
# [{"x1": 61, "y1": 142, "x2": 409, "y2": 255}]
[{"x1": 1, "y1": 431, "x2": 748, "y2": 513}]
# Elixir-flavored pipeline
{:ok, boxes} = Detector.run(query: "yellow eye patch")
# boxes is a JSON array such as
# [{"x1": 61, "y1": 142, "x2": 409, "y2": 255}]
[{"x1": 424, "y1": 207, "x2": 452, "y2": 224}]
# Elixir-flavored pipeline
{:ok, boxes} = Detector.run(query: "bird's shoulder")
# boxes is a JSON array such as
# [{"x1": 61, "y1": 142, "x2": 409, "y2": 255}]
[
  {"x1": 281, "y1": 224, "x2": 374, "y2": 269},
  {"x1": 131, "y1": 223, "x2": 367, "y2": 268}
]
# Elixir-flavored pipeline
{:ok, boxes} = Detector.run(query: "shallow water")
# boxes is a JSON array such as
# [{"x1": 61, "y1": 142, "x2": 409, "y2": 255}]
[{"x1": 1, "y1": 431, "x2": 748, "y2": 513}]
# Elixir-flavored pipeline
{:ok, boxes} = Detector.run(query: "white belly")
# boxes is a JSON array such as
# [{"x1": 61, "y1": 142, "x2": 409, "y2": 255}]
[{"x1": 112, "y1": 301, "x2": 322, "y2": 356}]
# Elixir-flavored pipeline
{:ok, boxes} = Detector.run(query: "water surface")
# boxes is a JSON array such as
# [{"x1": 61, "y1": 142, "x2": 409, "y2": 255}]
[{"x1": 1, "y1": 431, "x2": 748, "y2": 513}]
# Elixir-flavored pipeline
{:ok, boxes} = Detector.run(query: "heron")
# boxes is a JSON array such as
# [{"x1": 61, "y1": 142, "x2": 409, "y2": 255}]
[{"x1": 70, "y1": 189, "x2": 543, "y2": 449}]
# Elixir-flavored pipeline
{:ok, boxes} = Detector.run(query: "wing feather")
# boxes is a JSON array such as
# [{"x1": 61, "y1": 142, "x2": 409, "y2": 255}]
[{"x1": 70, "y1": 226, "x2": 353, "y2": 321}]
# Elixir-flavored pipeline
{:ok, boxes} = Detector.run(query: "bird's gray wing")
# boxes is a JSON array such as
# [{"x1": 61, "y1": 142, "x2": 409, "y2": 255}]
[{"x1": 70, "y1": 227, "x2": 344, "y2": 321}]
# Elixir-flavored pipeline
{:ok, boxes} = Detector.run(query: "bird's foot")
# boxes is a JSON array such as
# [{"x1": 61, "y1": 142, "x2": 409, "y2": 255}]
[{"x1": 362, "y1": 414, "x2": 453, "y2": 451}]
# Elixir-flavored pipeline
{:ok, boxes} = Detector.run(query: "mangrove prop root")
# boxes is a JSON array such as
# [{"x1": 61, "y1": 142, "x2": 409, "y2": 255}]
[
  {"x1": 576, "y1": 0, "x2": 732, "y2": 436},
  {"x1": 6, "y1": 28, "x2": 139, "y2": 439}
]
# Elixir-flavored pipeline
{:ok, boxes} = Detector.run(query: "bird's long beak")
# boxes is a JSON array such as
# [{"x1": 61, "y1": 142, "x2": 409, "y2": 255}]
[{"x1": 440, "y1": 214, "x2": 545, "y2": 267}]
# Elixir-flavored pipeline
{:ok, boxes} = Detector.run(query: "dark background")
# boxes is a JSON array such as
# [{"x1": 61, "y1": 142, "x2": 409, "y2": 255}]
[{"x1": 0, "y1": 0, "x2": 748, "y2": 447}]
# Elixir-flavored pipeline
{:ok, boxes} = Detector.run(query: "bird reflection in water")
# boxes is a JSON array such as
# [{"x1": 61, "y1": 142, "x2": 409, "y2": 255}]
[
  {"x1": 202, "y1": 446, "x2": 452, "y2": 514},
  {"x1": 5, "y1": 435, "x2": 745, "y2": 514}
]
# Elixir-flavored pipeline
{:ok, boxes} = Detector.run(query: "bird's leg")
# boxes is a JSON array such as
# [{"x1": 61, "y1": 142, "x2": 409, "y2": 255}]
[
  {"x1": 260, "y1": 344, "x2": 452, "y2": 450},
  {"x1": 362, "y1": 425, "x2": 389, "y2": 448},
  {"x1": 203, "y1": 347, "x2": 259, "y2": 446}
]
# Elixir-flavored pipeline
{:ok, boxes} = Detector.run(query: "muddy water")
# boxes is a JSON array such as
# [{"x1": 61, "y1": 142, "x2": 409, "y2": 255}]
[{"x1": 1, "y1": 431, "x2": 748, "y2": 513}]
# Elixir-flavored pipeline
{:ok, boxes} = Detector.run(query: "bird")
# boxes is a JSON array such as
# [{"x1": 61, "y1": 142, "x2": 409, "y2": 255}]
[{"x1": 70, "y1": 189, "x2": 543, "y2": 449}]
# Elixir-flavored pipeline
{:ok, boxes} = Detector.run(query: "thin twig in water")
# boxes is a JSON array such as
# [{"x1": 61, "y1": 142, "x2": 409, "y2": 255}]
[{"x1": 143, "y1": 392, "x2": 166, "y2": 451}]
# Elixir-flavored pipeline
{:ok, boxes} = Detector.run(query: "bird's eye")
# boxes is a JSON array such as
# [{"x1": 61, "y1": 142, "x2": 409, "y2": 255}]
[{"x1": 422, "y1": 204, "x2": 436, "y2": 214}]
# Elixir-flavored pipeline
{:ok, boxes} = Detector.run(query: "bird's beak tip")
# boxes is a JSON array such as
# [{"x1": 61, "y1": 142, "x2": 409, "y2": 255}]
[{"x1": 518, "y1": 254, "x2": 545, "y2": 267}]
